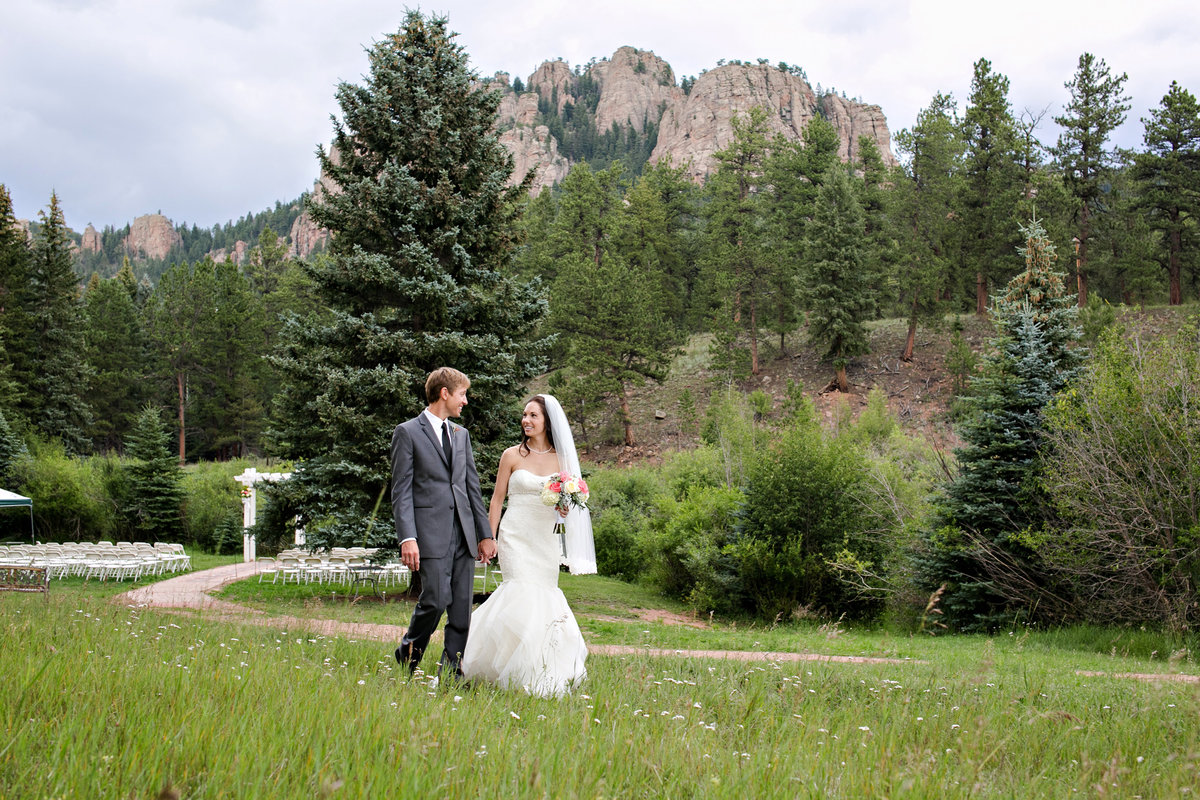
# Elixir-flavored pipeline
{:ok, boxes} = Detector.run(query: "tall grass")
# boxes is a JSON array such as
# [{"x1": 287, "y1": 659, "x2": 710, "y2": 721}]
[{"x1": 4, "y1": 590, "x2": 1200, "y2": 798}]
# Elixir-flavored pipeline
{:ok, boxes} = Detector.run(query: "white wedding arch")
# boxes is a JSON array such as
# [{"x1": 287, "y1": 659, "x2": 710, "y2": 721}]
[{"x1": 233, "y1": 468, "x2": 303, "y2": 562}]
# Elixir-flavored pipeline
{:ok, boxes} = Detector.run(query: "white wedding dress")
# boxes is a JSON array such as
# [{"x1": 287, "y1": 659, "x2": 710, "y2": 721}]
[{"x1": 461, "y1": 469, "x2": 587, "y2": 697}]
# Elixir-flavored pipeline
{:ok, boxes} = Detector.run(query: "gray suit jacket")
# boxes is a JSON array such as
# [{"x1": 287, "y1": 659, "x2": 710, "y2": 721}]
[{"x1": 390, "y1": 414, "x2": 492, "y2": 559}]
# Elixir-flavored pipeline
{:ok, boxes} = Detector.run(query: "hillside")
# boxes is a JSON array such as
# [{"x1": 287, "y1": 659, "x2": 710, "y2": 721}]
[{"x1": 575, "y1": 304, "x2": 1195, "y2": 467}]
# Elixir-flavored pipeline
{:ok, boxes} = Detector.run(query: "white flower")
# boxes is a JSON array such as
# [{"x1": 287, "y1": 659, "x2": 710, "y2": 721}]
[{"x1": 564, "y1": 480, "x2": 579, "y2": 494}]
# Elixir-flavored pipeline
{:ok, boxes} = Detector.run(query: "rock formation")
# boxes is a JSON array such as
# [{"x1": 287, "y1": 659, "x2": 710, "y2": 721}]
[
  {"x1": 498, "y1": 48, "x2": 896, "y2": 191},
  {"x1": 211, "y1": 240, "x2": 249, "y2": 265},
  {"x1": 499, "y1": 125, "x2": 569, "y2": 195},
  {"x1": 125, "y1": 214, "x2": 181, "y2": 260},
  {"x1": 592, "y1": 47, "x2": 684, "y2": 134},
  {"x1": 81, "y1": 224, "x2": 102, "y2": 254},
  {"x1": 527, "y1": 59, "x2": 575, "y2": 114}
]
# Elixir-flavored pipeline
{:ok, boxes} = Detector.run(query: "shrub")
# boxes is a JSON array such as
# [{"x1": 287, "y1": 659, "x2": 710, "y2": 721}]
[
  {"x1": 15, "y1": 440, "x2": 117, "y2": 542},
  {"x1": 739, "y1": 416, "x2": 884, "y2": 620},
  {"x1": 588, "y1": 465, "x2": 660, "y2": 580},
  {"x1": 1037, "y1": 323, "x2": 1200, "y2": 631},
  {"x1": 640, "y1": 484, "x2": 745, "y2": 614},
  {"x1": 181, "y1": 460, "x2": 248, "y2": 551}
]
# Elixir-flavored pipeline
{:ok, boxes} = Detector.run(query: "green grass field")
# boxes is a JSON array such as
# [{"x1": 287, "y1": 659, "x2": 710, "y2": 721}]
[{"x1": 3, "y1": 566, "x2": 1199, "y2": 798}]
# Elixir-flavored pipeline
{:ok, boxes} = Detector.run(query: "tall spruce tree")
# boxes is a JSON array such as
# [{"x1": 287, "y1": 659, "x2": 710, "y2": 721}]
[
  {"x1": 703, "y1": 106, "x2": 774, "y2": 375},
  {"x1": 1133, "y1": 80, "x2": 1200, "y2": 305},
  {"x1": 1052, "y1": 53, "x2": 1130, "y2": 306},
  {"x1": 85, "y1": 274, "x2": 148, "y2": 452},
  {"x1": 0, "y1": 186, "x2": 30, "y2": 417},
  {"x1": 549, "y1": 164, "x2": 680, "y2": 447},
  {"x1": 26, "y1": 193, "x2": 93, "y2": 452},
  {"x1": 892, "y1": 92, "x2": 963, "y2": 360},
  {"x1": 918, "y1": 217, "x2": 1083, "y2": 630},
  {"x1": 269, "y1": 12, "x2": 548, "y2": 549},
  {"x1": 960, "y1": 59, "x2": 1024, "y2": 314},
  {"x1": 124, "y1": 405, "x2": 183, "y2": 543},
  {"x1": 803, "y1": 166, "x2": 874, "y2": 392}
]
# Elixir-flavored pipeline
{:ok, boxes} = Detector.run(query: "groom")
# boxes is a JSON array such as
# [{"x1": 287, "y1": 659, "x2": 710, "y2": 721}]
[{"x1": 391, "y1": 367, "x2": 496, "y2": 678}]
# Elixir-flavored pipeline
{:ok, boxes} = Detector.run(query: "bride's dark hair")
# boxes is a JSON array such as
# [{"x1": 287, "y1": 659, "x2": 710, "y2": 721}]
[{"x1": 518, "y1": 395, "x2": 555, "y2": 457}]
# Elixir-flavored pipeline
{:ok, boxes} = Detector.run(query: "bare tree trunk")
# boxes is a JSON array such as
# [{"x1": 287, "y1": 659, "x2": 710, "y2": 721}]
[
  {"x1": 749, "y1": 293, "x2": 759, "y2": 375},
  {"x1": 1076, "y1": 207, "x2": 1090, "y2": 307},
  {"x1": 835, "y1": 364, "x2": 849, "y2": 393},
  {"x1": 1169, "y1": 225, "x2": 1183, "y2": 305},
  {"x1": 902, "y1": 291, "x2": 918, "y2": 362},
  {"x1": 620, "y1": 387, "x2": 635, "y2": 447},
  {"x1": 176, "y1": 372, "x2": 186, "y2": 465},
  {"x1": 975, "y1": 271, "x2": 988, "y2": 316}
]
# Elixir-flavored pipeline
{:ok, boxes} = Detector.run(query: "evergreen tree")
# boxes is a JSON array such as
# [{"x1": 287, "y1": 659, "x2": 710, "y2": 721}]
[
  {"x1": 84, "y1": 273, "x2": 148, "y2": 452},
  {"x1": 143, "y1": 260, "x2": 208, "y2": 463},
  {"x1": 1053, "y1": 53, "x2": 1130, "y2": 306},
  {"x1": 892, "y1": 92, "x2": 963, "y2": 360},
  {"x1": 803, "y1": 166, "x2": 874, "y2": 392},
  {"x1": 0, "y1": 186, "x2": 29, "y2": 416},
  {"x1": 764, "y1": 115, "x2": 842, "y2": 352},
  {"x1": 0, "y1": 409, "x2": 27, "y2": 489},
  {"x1": 634, "y1": 158, "x2": 701, "y2": 329},
  {"x1": 960, "y1": 59, "x2": 1024, "y2": 314},
  {"x1": 269, "y1": 12, "x2": 548, "y2": 549},
  {"x1": 1133, "y1": 80, "x2": 1200, "y2": 304},
  {"x1": 25, "y1": 193, "x2": 93, "y2": 452},
  {"x1": 919, "y1": 217, "x2": 1083, "y2": 630},
  {"x1": 549, "y1": 165, "x2": 681, "y2": 446},
  {"x1": 124, "y1": 405, "x2": 184, "y2": 543},
  {"x1": 703, "y1": 106, "x2": 774, "y2": 375}
]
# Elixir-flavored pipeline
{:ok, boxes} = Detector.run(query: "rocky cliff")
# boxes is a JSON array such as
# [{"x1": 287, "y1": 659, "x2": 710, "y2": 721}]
[
  {"x1": 498, "y1": 48, "x2": 895, "y2": 190},
  {"x1": 126, "y1": 214, "x2": 182, "y2": 260}
]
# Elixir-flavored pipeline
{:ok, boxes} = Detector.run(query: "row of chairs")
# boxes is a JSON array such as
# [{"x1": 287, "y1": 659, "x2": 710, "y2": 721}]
[
  {"x1": 0, "y1": 541, "x2": 191, "y2": 581},
  {"x1": 256, "y1": 548, "x2": 502, "y2": 592},
  {"x1": 257, "y1": 548, "x2": 411, "y2": 588}
]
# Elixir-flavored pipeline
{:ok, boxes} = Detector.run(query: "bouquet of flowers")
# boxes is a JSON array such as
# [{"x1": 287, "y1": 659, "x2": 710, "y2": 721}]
[{"x1": 540, "y1": 471, "x2": 589, "y2": 515}]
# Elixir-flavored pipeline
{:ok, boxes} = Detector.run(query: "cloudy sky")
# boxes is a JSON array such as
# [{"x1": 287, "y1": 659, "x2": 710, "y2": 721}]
[{"x1": 3, "y1": 0, "x2": 1198, "y2": 232}]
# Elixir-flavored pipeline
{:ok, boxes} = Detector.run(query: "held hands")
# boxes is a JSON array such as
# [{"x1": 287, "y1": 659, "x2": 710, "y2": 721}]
[{"x1": 478, "y1": 537, "x2": 497, "y2": 564}]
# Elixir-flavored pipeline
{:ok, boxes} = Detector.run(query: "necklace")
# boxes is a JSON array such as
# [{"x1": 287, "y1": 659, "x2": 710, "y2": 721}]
[{"x1": 527, "y1": 443, "x2": 553, "y2": 454}]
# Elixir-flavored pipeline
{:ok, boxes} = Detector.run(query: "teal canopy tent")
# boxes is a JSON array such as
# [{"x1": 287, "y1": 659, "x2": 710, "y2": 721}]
[{"x1": 0, "y1": 489, "x2": 34, "y2": 542}]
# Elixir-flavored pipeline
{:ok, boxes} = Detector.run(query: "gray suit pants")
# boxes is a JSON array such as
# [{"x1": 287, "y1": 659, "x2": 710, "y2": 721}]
[{"x1": 401, "y1": 517, "x2": 474, "y2": 674}]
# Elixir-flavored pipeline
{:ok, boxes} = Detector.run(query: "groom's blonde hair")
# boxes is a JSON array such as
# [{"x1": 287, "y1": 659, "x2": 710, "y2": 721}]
[{"x1": 425, "y1": 367, "x2": 470, "y2": 405}]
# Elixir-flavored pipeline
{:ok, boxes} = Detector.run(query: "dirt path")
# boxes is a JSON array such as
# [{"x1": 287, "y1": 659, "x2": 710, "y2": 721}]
[{"x1": 116, "y1": 564, "x2": 1200, "y2": 681}]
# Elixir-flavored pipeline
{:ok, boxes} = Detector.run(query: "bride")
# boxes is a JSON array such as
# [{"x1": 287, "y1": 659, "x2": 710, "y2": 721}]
[{"x1": 460, "y1": 394, "x2": 595, "y2": 697}]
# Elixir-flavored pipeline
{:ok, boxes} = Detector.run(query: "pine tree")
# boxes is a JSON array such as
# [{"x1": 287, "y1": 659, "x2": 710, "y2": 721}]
[
  {"x1": 0, "y1": 409, "x2": 27, "y2": 489},
  {"x1": 269, "y1": 12, "x2": 548, "y2": 549},
  {"x1": 703, "y1": 106, "x2": 774, "y2": 375},
  {"x1": 1053, "y1": 53, "x2": 1130, "y2": 306},
  {"x1": 919, "y1": 217, "x2": 1083, "y2": 630},
  {"x1": 960, "y1": 59, "x2": 1024, "y2": 314},
  {"x1": 85, "y1": 274, "x2": 148, "y2": 452},
  {"x1": 124, "y1": 405, "x2": 183, "y2": 543},
  {"x1": 764, "y1": 115, "x2": 841, "y2": 353},
  {"x1": 1133, "y1": 80, "x2": 1200, "y2": 305},
  {"x1": 803, "y1": 166, "x2": 873, "y2": 392},
  {"x1": 0, "y1": 186, "x2": 32, "y2": 418},
  {"x1": 549, "y1": 164, "x2": 680, "y2": 447},
  {"x1": 892, "y1": 92, "x2": 963, "y2": 360},
  {"x1": 26, "y1": 193, "x2": 93, "y2": 452}
]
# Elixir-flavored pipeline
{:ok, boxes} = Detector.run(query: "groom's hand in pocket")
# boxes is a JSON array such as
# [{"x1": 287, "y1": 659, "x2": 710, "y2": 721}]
[{"x1": 401, "y1": 540, "x2": 420, "y2": 572}]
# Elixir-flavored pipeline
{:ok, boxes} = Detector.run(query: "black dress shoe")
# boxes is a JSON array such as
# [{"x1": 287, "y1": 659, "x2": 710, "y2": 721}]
[{"x1": 395, "y1": 642, "x2": 420, "y2": 674}]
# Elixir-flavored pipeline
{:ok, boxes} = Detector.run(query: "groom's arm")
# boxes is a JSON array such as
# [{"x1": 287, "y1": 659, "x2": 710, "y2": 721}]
[
  {"x1": 461, "y1": 429, "x2": 496, "y2": 561},
  {"x1": 390, "y1": 423, "x2": 420, "y2": 570}
]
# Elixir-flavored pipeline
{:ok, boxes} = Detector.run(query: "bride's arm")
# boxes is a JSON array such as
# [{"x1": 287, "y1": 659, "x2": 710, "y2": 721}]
[{"x1": 488, "y1": 448, "x2": 515, "y2": 536}]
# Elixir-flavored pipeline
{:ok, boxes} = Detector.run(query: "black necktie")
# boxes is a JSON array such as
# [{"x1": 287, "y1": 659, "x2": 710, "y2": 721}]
[{"x1": 441, "y1": 421, "x2": 453, "y2": 465}]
